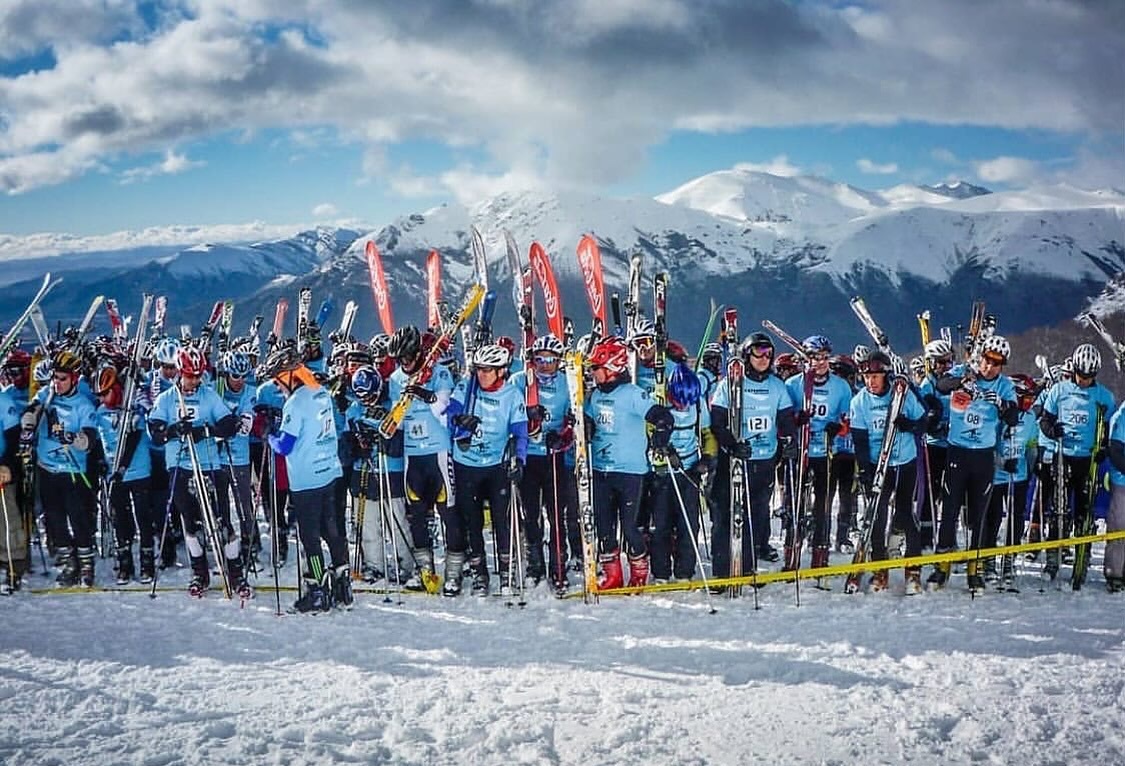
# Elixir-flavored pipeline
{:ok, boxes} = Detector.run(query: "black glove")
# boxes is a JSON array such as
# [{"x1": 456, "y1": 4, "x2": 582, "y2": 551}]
[
  {"x1": 729, "y1": 441, "x2": 753, "y2": 460},
  {"x1": 1002, "y1": 458, "x2": 1019, "y2": 474},
  {"x1": 793, "y1": 409, "x2": 811, "y2": 426},
  {"x1": 825, "y1": 421, "x2": 842, "y2": 440},
  {"x1": 545, "y1": 428, "x2": 570, "y2": 453},
  {"x1": 171, "y1": 418, "x2": 194, "y2": 438},
  {"x1": 190, "y1": 425, "x2": 210, "y2": 442},
  {"x1": 451, "y1": 413, "x2": 481, "y2": 433},
  {"x1": 507, "y1": 460, "x2": 524, "y2": 483},
  {"x1": 894, "y1": 414, "x2": 918, "y2": 434},
  {"x1": 1043, "y1": 420, "x2": 1065, "y2": 441},
  {"x1": 780, "y1": 436, "x2": 800, "y2": 462},
  {"x1": 405, "y1": 384, "x2": 437, "y2": 404},
  {"x1": 663, "y1": 448, "x2": 683, "y2": 470},
  {"x1": 1094, "y1": 449, "x2": 1107, "y2": 465},
  {"x1": 691, "y1": 455, "x2": 717, "y2": 478},
  {"x1": 526, "y1": 404, "x2": 547, "y2": 422},
  {"x1": 976, "y1": 389, "x2": 1001, "y2": 407}
]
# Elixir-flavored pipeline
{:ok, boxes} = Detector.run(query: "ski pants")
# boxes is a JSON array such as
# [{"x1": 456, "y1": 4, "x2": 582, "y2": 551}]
[
  {"x1": 985, "y1": 478, "x2": 1028, "y2": 551},
  {"x1": 866, "y1": 461, "x2": 920, "y2": 561},
  {"x1": 170, "y1": 466, "x2": 240, "y2": 564},
  {"x1": 711, "y1": 453, "x2": 774, "y2": 576},
  {"x1": 149, "y1": 447, "x2": 178, "y2": 537},
  {"x1": 39, "y1": 467, "x2": 94, "y2": 550},
  {"x1": 213, "y1": 463, "x2": 254, "y2": 548},
  {"x1": 292, "y1": 480, "x2": 347, "y2": 571},
  {"x1": 649, "y1": 467, "x2": 702, "y2": 580},
  {"x1": 783, "y1": 455, "x2": 831, "y2": 549},
  {"x1": 404, "y1": 453, "x2": 447, "y2": 550},
  {"x1": 350, "y1": 465, "x2": 410, "y2": 572},
  {"x1": 109, "y1": 476, "x2": 155, "y2": 552},
  {"x1": 938, "y1": 446, "x2": 995, "y2": 551},
  {"x1": 520, "y1": 452, "x2": 578, "y2": 578},
  {"x1": 593, "y1": 470, "x2": 645, "y2": 557},
  {"x1": 0, "y1": 481, "x2": 28, "y2": 574},
  {"x1": 450, "y1": 462, "x2": 512, "y2": 563},
  {"x1": 1105, "y1": 482, "x2": 1125, "y2": 579},
  {"x1": 919, "y1": 444, "x2": 947, "y2": 546},
  {"x1": 828, "y1": 453, "x2": 856, "y2": 546}
]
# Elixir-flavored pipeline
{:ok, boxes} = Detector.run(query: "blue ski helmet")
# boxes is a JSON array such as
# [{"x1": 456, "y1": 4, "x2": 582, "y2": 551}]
[
  {"x1": 351, "y1": 364, "x2": 384, "y2": 405},
  {"x1": 802, "y1": 335, "x2": 832, "y2": 355},
  {"x1": 667, "y1": 361, "x2": 702, "y2": 407}
]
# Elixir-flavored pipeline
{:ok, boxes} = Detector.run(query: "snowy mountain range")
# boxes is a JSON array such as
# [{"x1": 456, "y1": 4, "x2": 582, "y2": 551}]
[{"x1": 3, "y1": 168, "x2": 1124, "y2": 351}]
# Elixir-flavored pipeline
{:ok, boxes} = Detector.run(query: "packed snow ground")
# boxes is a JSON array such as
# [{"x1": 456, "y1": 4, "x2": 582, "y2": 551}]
[{"x1": 2, "y1": 549, "x2": 1124, "y2": 765}]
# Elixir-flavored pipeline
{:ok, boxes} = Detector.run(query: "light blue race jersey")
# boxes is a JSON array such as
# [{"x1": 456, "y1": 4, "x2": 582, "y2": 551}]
[
  {"x1": 33, "y1": 387, "x2": 97, "y2": 474},
  {"x1": 0, "y1": 388, "x2": 21, "y2": 462},
  {"x1": 786, "y1": 372, "x2": 852, "y2": 459},
  {"x1": 849, "y1": 383, "x2": 924, "y2": 468},
  {"x1": 95, "y1": 404, "x2": 153, "y2": 481},
  {"x1": 710, "y1": 373, "x2": 794, "y2": 461},
  {"x1": 945, "y1": 365, "x2": 1015, "y2": 450},
  {"x1": 992, "y1": 409, "x2": 1039, "y2": 485},
  {"x1": 452, "y1": 379, "x2": 527, "y2": 468},
  {"x1": 586, "y1": 382, "x2": 655, "y2": 475},
  {"x1": 1108, "y1": 400, "x2": 1125, "y2": 486},
  {"x1": 1041, "y1": 379, "x2": 1116, "y2": 458},
  {"x1": 668, "y1": 401, "x2": 709, "y2": 470},
  {"x1": 918, "y1": 375, "x2": 951, "y2": 448},
  {"x1": 218, "y1": 382, "x2": 256, "y2": 466},
  {"x1": 280, "y1": 384, "x2": 343, "y2": 491},
  {"x1": 510, "y1": 368, "x2": 570, "y2": 457},
  {"x1": 389, "y1": 365, "x2": 455, "y2": 457},
  {"x1": 149, "y1": 384, "x2": 231, "y2": 471}
]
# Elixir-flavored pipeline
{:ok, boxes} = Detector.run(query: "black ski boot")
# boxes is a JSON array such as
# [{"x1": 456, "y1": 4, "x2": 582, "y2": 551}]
[
  {"x1": 55, "y1": 546, "x2": 78, "y2": 587},
  {"x1": 442, "y1": 551, "x2": 465, "y2": 597},
  {"x1": 228, "y1": 557, "x2": 252, "y2": 600},
  {"x1": 470, "y1": 556, "x2": 490, "y2": 596},
  {"x1": 115, "y1": 546, "x2": 135, "y2": 585},
  {"x1": 139, "y1": 548, "x2": 156, "y2": 584},
  {"x1": 331, "y1": 565, "x2": 353, "y2": 608},
  {"x1": 1043, "y1": 548, "x2": 1060, "y2": 581},
  {"x1": 77, "y1": 547, "x2": 96, "y2": 588},
  {"x1": 926, "y1": 562, "x2": 950, "y2": 591},
  {"x1": 526, "y1": 546, "x2": 546, "y2": 585},
  {"x1": 292, "y1": 577, "x2": 330, "y2": 613},
  {"x1": 188, "y1": 555, "x2": 210, "y2": 597}
]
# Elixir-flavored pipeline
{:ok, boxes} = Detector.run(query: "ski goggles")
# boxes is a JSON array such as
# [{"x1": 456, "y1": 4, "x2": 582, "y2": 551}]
[
  {"x1": 808, "y1": 352, "x2": 831, "y2": 362},
  {"x1": 981, "y1": 352, "x2": 1005, "y2": 366},
  {"x1": 533, "y1": 355, "x2": 560, "y2": 365},
  {"x1": 747, "y1": 344, "x2": 773, "y2": 359},
  {"x1": 631, "y1": 337, "x2": 655, "y2": 351}
]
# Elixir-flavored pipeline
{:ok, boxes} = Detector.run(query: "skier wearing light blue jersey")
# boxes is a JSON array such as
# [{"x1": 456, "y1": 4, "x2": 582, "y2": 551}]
[
  {"x1": 346, "y1": 365, "x2": 410, "y2": 585},
  {"x1": 386, "y1": 326, "x2": 456, "y2": 591},
  {"x1": 212, "y1": 351, "x2": 257, "y2": 565},
  {"x1": 1104, "y1": 395, "x2": 1125, "y2": 592},
  {"x1": 1, "y1": 348, "x2": 31, "y2": 412},
  {"x1": 710, "y1": 332, "x2": 796, "y2": 577},
  {"x1": 917, "y1": 338, "x2": 956, "y2": 549},
  {"x1": 262, "y1": 342, "x2": 348, "y2": 612},
  {"x1": 148, "y1": 346, "x2": 243, "y2": 597},
  {"x1": 784, "y1": 335, "x2": 852, "y2": 572},
  {"x1": 583, "y1": 336, "x2": 674, "y2": 590},
  {"x1": 649, "y1": 362, "x2": 716, "y2": 583},
  {"x1": 444, "y1": 343, "x2": 527, "y2": 596},
  {"x1": 983, "y1": 373, "x2": 1040, "y2": 586},
  {"x1": 929, "y1": 335, "x2": 1019, "y2": 592},
  {"x1": 145, "y1": 336, "x2": 182, "y2": 568},
  {"x1": 827, "y1": 353, "x2": 859, "y2": 553},
  {"x1": 0, "y1": 383, "x2": 26, "y2": 593},
  {"x1": 512, "y1": 334, "x2": 574, "y2": 590},
  {"x1": 849, "y1": 351, "x2": 931, "y2": 592},
  {"x1": 92, "y1": 363, "x2": 156, "y2": 585},
  {"x1": 1038, "y1": 343, "x2": 1115, "y2": 583},
  {"x1": 23, "y1": 350, "x2": 99, "y2": 588}
]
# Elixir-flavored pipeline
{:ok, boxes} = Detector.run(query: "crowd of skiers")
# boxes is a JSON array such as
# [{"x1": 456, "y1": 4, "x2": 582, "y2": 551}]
[{"x1": 2, "y1": 291, "x2": 1124, "y2": 613}]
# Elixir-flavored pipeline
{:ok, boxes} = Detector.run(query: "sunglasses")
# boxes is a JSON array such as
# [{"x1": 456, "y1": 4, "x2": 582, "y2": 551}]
[
  {"x1": 534, "y1": 355, "x2": 560, "y2": 365},
  {"x1": 981, "y1": 353, "x2": 1005, "y2": 366},
  {"x1": 808, "y1": 353, "x2": 830, "y2": 362},
  {"x1": 632, "y1": 338, "x2": 655, "y2": 350}
]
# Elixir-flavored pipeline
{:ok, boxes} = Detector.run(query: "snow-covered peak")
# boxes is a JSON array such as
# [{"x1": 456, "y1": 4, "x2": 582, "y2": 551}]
[
  {"x1": 655, "y1": 168, "x2": 885, "y2": 225},
  {"x1": 925, "y1": 180, "x2": 992, "y2": 199}
]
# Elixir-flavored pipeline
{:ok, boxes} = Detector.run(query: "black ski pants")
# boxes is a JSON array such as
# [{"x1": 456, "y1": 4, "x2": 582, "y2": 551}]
[
  {"x1": 593, "y1": 470, "x2": 645, "y2": 557},
  {"x1": 450, "y1": 461, "x2": 511, "y2": 560},
  {"x1": 405, "y1": 453, "x2": 447, "y2": 550},
  {"x1": 711, "y1": 453, "x2": 774, "y2": 576},
  {"x1": 866, "y1": 461, "x2": 920, "y2": 561},
  {"x1": 939, "y1": 446, "x2": 995, "y2": 551}
]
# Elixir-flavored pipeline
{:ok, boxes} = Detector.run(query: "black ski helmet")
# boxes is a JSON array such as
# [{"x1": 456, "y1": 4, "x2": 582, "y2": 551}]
[
  {"x1": 388, "y1": 326, "x2": 422, "y2": 360},
  {"x1": 739, "y1": 332, "x2": 774, "y2": 360}
]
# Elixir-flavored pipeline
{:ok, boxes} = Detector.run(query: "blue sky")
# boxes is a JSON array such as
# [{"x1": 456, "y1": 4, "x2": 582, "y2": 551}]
[{"x1": 1, "y1": 1, "x2": 1121, "y2": 243}]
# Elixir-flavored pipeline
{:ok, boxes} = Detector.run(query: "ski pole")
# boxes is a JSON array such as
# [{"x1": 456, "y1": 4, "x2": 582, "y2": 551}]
[{"x1": 669, "y1": 466, "x2": 716, "y2": 614}]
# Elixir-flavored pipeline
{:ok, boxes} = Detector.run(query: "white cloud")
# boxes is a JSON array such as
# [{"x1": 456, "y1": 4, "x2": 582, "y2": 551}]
[
  {"x1": 931, "y1": 147, "x2": 959, "y2": 165},
  {"x1": 0, "y1": 0, "x2": 1120, "y2": 199},
  {"x1": 973, "y1": 156, "x2": 1040, "y2": 185},
  {"x1": 856, "y1": 158, "x2": 898, "y2": 175},
  {"x1": 311, "y1": 203, "x2": 339, "y2": 218},
  {"x1": 734, "y1": 155, "x2": 802, "y2": 177},
  {"x1": 120, "y1": 150, "x2": 205, "y2": 184}
]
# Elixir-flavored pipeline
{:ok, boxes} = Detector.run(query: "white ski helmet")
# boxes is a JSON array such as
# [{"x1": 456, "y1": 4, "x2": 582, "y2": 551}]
[
  {"x1": 909, "y1": 356, "x2": 926, "y2": 374},
  {"x1": 154, "y1": 337, "x2": 182, "y2": 367},
  {"x1": 33, "y1": 358, "x2": 53, "y2": 385},
  {"x1": 924, "y1": 339, "x2": 953, "y2": 362},
  {"x1": 531, "y1": 333, "x2": 566, "y2": 357},
  {"x1": 1071, "y1": 343, "x2": 1102, "y2": 377},
  {"x1": 473, "y1": 343, "x2": 512, "y2": 369},
  {"x1": 890, "y1": 353, "x2": 908, "y2": 376},
  {"x1": 853, "y1": 344, "x2": 871, "y2": 364},
  {"x1": 980, "y1": 335, "x2": 1010, "y2": 363},
  {"x1": 628, "y1": 318, "x2": 656, "y2": 346}
]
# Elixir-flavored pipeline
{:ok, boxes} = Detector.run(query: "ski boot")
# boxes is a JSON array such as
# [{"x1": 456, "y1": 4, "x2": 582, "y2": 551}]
[
  {"x1": 835, "y1": 538, "x2": 855, "y2": 555},
  {"x1": 188, "y1": 555, "x2": 210, "y2": 597},
  {"x1": 1042, "y1": 548, "x2": 1060, "y2": 581},
  {"x1": 228, "y1": 557, "x2": 252, "y2": 600},
  {"x1": 0, "y1": 566, "x2": 10, "y2": 596},
  {"x1": 904, "y1": 567, "x2": 923, "y2": 595},
  {"x1": 597, "y1": 550, "x2": 624, "y2": 590},
  {"x1": 759, "y1": 545, "x2": 780, "y2": 563},
  {"x1": 77, "y1": 547, "x2": 96, "y2": 588},
  {"x1": 404, "y1": 548, "x2": 436, "y2": 592},
  {"x1": 115, "y1": 546, "x2": 135, "y2": 585},
  {"x1": 926, "y1": 562, "x2": 950, "y2": 591},
  {"x1": 868, "y1": 569, "x2": 889, "y2": 592},
  {"x1": 55, "y1": 546, "x2": 79, "y2": 587},
  {"x1": 526, "y1": 546, "x2": 546, "y2": 585},
  {"x1": 1105, "y1": 575, "x2": 1125, "y2": 594},
  {"x1": 292, "y1": 577, "x2": 330, "y2": 613},
  {"x1": 469, "y1": 556, "x2": 490, "y2": 596},
  {"x1": 139, "y1": 548, "x2": 156, "y2": 584},
  {"x1": 1025, "y1": 522, "x2": 1041, "y2": 561},
  {"x1": 1000, "y1": 555, "x2": 1017, "y2": 592},
  {"x1": 497, "y1": 553, "x2": 514, "y2": 594},
  {"x1": 361, "y1": 564, "x2": 384, "y2": 584},
  {"x1": 966, "y1": 561, "x2": 986, "y2": 595},
  {"x1": 442, "y1": 551, "x2": 466, "y2": 598},
  {"x1": 627, "y1": 553, "x2": 650, "y2": 588},
  {"x1": 331, "y1": 564, "x2": 352, "y2": 608},
  {"x1": 982, "y1": 556, "x2": 999, "y2": 583}
]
